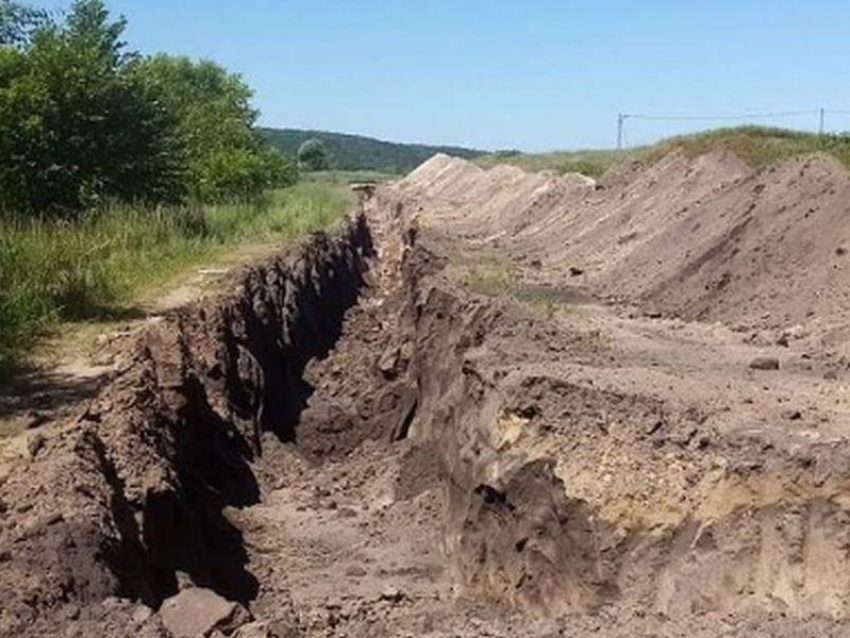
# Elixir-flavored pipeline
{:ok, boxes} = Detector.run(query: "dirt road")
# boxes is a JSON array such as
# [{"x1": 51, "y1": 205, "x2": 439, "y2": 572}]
[{"x1": 3, "y1": 152, "x2": 850, "y2": 636}]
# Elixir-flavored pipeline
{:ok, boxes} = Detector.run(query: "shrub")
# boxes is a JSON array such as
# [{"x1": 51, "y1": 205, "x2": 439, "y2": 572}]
[
  {"x1": 298, "y1": 138, "x2": 330, "y2": 171},
  {"x1": 0, "y1": 1, "x2": 297, "y2": 214},
  {"x1": 132, "y1": 53, "x2": 298, "y2": 202},
  {"x1": 0, "y1": 1, "x2": 184, "y2": 214}
]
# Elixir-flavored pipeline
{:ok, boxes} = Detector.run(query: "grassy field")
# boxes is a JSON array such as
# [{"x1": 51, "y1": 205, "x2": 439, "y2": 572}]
[
  {"x1": 0, "y1": 182, "x2": 350, "y2": 378},
  {"x1": 477, "y1": 149, "x2": 619, "y2": 178},
  {"x1": 479, "y1": 126, "x2": 850, "y2": 178},
  {"x1": 300, "y1": 169, "x2": 397, "y2": 185}
]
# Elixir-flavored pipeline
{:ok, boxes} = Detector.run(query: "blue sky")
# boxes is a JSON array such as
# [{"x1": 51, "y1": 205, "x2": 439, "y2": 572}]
[{"x1": 49, "y1": 1, "x2": 850, "y2": 151}]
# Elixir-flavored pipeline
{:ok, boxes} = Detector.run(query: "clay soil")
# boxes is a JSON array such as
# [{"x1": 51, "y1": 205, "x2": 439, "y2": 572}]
[{"x1": 3, "y1": 150, "x2": 850, "y2": 637}]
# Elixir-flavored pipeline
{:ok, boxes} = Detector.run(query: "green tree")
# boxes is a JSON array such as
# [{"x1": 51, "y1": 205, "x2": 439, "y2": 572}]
[
  {"x1": 133, "y1": 54, "x2": 297, "y2": 201},
  {"x1": 0, "y1": 0, "x2": 294, "y2": 213},
  {"x1": 0, "y1": 0, "x2": 184, "y2": 213},
  {"x1": 298, "y1": 138, "x2": 330, "y2": 171}
]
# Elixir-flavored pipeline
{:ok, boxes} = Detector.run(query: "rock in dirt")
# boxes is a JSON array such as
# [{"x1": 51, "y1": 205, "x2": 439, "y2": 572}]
[
  {"x1": 345, "y1": 565, "x2": 368, "y2": 577},
  {"x1": 379, "y1": 586, "x2": 406, "y2": 604},
  {"x1": 378, "y1": 346, "x2": 401, "y2": 379},
  {"x1": 160, "y1": 588, "x2": 251, "y2": 637},
  {"x1": 26, "y1": 433, "x2": 46, "y2": 458},
  {"x1": 749, "y1": 356, "x2": 780, "y2": 371}
]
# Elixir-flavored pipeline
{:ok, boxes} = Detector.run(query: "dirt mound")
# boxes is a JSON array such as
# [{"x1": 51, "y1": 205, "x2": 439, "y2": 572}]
[
  {"x1": 397, "y1": 154, "x2": 595, "y2": 241},
  {"x1": 402, "y1": 151, "x2": 850, "y2": 347}
]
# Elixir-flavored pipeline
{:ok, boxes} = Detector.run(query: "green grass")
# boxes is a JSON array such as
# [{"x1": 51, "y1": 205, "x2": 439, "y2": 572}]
[
  {"x1": 477, "y1": 149, "x2": 620, "y2": 178},
  {"x1": 463, "y1": 258, "x2": 519, "y2": 296},
  {"x1": 646, "y1": 126, "x2": 850, "y2": 170},
  {"x1": 300, "y1": 169, "x2": 397, "y2": 185},
  {"x1": 479, "y1": 126, "x2": 850, "y2": 178},
  {"x1": 0, "y1": 182, "x2": 350, "y2": 378}
]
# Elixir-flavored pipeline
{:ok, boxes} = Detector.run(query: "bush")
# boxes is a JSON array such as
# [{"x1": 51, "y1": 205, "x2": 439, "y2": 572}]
[
  {"x1": 298, "y1": 138, "x2": 330, "y2": 171},
  {"x1": 132, "y1": 53, "x2": 297, "y2": 202},
  {"x1": 0, "y1": 1, "x2": 298, "y2": 214},
  {"x1": 0, "y1": 1, "x2": 185, "y2": 214}
]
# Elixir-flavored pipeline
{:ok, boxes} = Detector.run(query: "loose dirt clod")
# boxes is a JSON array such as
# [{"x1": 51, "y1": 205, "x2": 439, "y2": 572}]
[
  {"x1": 160, "y1": 588, "x2": 251, "y2": 637},
  {"x1": 4, "y1": 150, "x2": 850, "y2": 637},
  {"x1": 750, "y1": 356, "x2": 781, "y2": 370}
]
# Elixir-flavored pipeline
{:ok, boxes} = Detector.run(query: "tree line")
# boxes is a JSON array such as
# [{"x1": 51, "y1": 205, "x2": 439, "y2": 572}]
[
  {"x1": 259, "y1": 127, "x2": 485, "y2": 175},
  {"x1": 0, "y1": 0, "x2": 298, "y2": 215}
]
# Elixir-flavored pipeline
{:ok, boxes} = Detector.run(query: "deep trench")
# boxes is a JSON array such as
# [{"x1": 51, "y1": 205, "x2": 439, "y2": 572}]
[
  {"x1": 116, "y1": 213, "x2": 379, "y2": 608},
  {"x1": 50, "y1": 202, "x2": 850, "y2": 627}
]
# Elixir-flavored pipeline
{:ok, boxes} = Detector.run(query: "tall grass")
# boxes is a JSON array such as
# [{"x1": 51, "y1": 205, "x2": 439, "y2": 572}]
[
  {"x1": 0, "y1": 182, "x2": 350, "y2": 377},
  {"x1": 479, "y1": 126, "x2": 850, "y2": 178},
  {"x1": 647, "y1": 126, "x2": 850, "y2": 170}
]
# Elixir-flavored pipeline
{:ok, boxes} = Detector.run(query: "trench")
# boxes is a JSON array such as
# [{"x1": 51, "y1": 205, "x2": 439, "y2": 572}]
[
  {"x1": 97, "y1": 212, "x2": 379, "y2": 607},
  {"x1": 103, "y1": 202, "x2": 850, "y2": 620},
  {"x1": 7, "y1": 199, "x2": 850, "y2": 636}
]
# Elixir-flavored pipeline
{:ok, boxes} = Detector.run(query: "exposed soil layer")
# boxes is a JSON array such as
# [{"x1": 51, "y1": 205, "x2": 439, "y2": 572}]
[{"x1": 3, "y1": 152, "x2": 850, "y2": 637}]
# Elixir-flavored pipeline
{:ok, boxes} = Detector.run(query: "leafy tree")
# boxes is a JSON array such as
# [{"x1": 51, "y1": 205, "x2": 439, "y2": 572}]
[
  {"x1": 0, "y1": 0, "x2": 184, "y2": 213},
  {"x1": 133, "y1": 54, "x2": 297, "y2": 201},
  {"x1": 259, "y1": 146, "x2": 298, "y2": 190},
  {"x1": 298, "y1": 138, "x2": 330, "y2": 171},
  {"x1": 0, "y1": 0, "x2": 295, "y2": 213}
]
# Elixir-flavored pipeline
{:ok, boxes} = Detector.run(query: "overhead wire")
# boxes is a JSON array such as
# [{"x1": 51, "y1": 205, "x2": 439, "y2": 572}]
[{"x1": 622, "y1": 110, "x2": 818, "y2": 121}]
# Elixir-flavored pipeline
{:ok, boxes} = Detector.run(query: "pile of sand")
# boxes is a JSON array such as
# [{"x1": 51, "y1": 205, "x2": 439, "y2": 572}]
[
  {"x1": 400, "y1": 151, "x2": 850, "y2": 340},
  {"x1": 396, "y1": 154, "x2": 594, "y2": 241}
]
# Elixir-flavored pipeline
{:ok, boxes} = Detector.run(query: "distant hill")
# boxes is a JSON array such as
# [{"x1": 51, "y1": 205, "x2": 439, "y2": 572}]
[{"x1": 258, "y1": 127, "x2": 486, "y2": 174}]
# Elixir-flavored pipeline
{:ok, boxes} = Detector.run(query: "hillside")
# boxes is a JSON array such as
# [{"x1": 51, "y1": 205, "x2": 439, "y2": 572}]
[{"x1": 258, "y1": 127, "x2": 485, "y2": 174}]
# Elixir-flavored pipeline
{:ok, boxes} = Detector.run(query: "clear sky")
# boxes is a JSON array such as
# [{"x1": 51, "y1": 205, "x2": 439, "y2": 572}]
[{"x1": 48, "y1": 1, "x2": 850, "y2": 151}]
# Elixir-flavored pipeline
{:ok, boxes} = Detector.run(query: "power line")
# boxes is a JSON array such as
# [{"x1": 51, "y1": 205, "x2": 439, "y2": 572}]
[{"x1": 622, "y1": 109, "x2": 817, "y2": 122}]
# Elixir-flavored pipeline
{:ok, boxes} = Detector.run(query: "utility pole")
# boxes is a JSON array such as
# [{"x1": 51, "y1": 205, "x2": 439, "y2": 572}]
[
  {"x1": 617, "y1": 113, "x2": 625, "y2": 150},
  {"x1": 819, "y1": 107, "x2": 825, "y2": 136}
]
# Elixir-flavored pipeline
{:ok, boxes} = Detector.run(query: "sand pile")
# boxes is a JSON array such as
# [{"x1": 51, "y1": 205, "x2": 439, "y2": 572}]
[
  {"x1": 396, "y1": 154, "x2": 595, "y2": 240},
  {"x1": 402, "y1": 151, "x2": 850, "y2": 340}
]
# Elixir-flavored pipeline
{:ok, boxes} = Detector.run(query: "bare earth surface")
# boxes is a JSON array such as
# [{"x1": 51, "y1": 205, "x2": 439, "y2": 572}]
[{"x1": 3, "y1": 151, "x2": 850, "y2": 637}]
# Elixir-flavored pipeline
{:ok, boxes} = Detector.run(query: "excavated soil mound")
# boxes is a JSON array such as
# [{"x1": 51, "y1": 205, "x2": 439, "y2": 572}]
[{"x1": 402, "y1": 152, "x2": 850, "y2": 347}]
